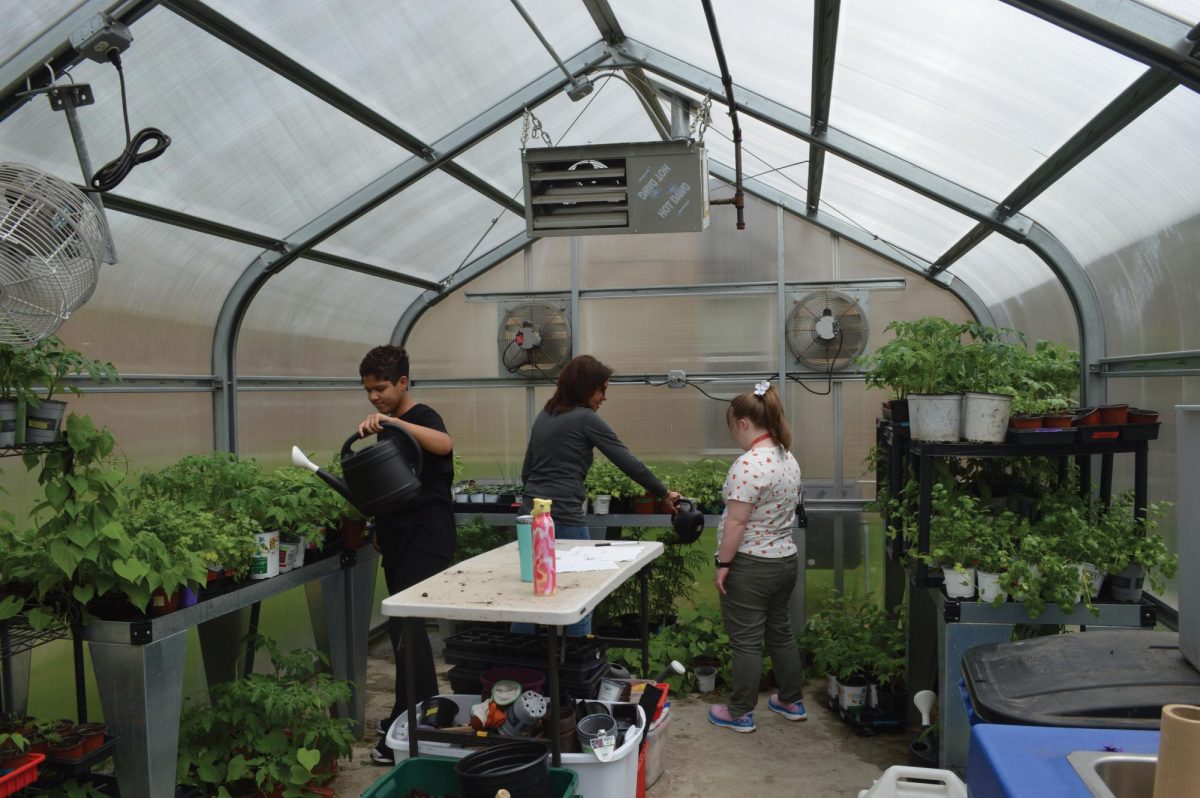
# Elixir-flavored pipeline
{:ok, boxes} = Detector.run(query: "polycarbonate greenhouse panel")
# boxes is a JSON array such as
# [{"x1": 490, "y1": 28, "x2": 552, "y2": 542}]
[
  {"x1": 830, "y1": 0, "x2": 1145, "y2": 199},
  {"x1": 606, "y1": 0, "x2": 814, "y2": 112},
  {"x1": 236, "y1": 389, "x2": 369, "y2": 469},
  {"x1": 409, "y1": 387, "x2": 532, "y2": 474},
  {"x1": 320, "y1": 169, "x2": 525, "y2": 283},
  {"x1": 3, "y1": 7, "x2": 406, "y2": 237},
  {"x1": 1136, "y1": 1, "x2": 1200, "y2": 22},
  {"x1": 237, "y1": 258, "x2": 425, "y2": 377},
  {"x1": 590, "y1": 382, "x2": 745, "y2": 465},
  {"x1": 4, "y1": 0, "x2": 82, "y2": 65},
  {"x1": 52, "y1": 214, "x2": 262, "y2": 374},
  {"x1": 782, "y1": 215, "x2": 835, "y2": 281},
  {"x1": 819, "y1": 154, "x2": 975, "y2": 263},
  {"x1": 949, "y1": 234, "x2": 1080, "y2": 350},
  {"x1": 703, "y1": 109, "x2": 813, "y2": 207},
  {"x1": 452, "y1": 77, "x2": 661, "y2": 199},
  {"x1": 1024, "y1": 86, "x2": 1200, "y2": 358},
  {"x1": 205, "y1": 0, "x2": 600, "y2": 143}
]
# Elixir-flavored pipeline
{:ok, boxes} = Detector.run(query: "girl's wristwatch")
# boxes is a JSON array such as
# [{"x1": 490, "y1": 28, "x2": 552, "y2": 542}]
[{"x1": 714, "y1": 554, "x2": 734, "y2": 569}]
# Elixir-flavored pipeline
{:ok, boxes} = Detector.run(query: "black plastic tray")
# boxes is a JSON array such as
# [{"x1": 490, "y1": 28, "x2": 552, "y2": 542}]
[
  {"x1": 42, "y1": 734, "x2": 118, "y2": 775},
  {"x1": 1005, "y1": 428, "x2": 1078, "y2": 444},
  {"x1": 1120, "y1": 422, "x2": 1160, "y2": 441},
  {"x1": 1076, "y1": 424, "x2": 1125, "y2": 442}
]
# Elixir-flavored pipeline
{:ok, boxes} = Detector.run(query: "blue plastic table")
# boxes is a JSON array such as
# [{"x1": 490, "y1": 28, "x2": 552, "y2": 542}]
[{"x1": 967, "y1": 723, "x2": 1160, "y2": 798}]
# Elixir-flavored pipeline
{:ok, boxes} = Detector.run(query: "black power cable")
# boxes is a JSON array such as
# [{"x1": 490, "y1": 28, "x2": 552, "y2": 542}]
[{"x1": 89, "y1": 49, "x2": 170, "y2": 193}]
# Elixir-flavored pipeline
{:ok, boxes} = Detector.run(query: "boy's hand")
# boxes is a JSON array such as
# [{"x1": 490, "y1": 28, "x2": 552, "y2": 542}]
[{"x1": 358, "y1": 413, "x2": 394, "y2": 437}]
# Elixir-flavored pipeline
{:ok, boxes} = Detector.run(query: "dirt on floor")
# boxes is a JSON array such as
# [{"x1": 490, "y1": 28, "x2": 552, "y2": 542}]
[{"x1": 328, "y1": 631, "x2": 913, "y2": 796}]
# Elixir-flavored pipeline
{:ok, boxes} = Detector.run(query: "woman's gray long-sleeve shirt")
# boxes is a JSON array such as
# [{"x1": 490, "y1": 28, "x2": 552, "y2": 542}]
[{"x1": 519, "y1": 406, "x2": 667, "y2": 526}]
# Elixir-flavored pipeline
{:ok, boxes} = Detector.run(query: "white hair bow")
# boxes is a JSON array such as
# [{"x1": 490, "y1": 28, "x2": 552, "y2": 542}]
[{"x1": 754, "y1": 381, "x2": 771, "y2": 396}]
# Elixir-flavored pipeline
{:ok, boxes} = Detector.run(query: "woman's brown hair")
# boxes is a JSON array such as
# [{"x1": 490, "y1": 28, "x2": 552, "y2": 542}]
[
  {"x1": 544, "y1": 355, "x2": 613, "y2": 415},
  {"x1": 726, "y1": 384, "x2": 792, "y2": 449}
]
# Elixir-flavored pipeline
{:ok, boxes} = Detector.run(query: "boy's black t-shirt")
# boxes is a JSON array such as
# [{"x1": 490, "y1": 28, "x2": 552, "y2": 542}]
[{"x1": 376, "y1": 402, "x2": 456, "y2": 562}]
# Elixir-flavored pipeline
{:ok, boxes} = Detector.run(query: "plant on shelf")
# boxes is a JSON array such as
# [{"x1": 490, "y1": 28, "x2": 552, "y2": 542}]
[
  {"x1": 177, "y1": 635, "x2": 355, "y2": 798},
  {"x1": 960, "y1": 322, "x2": 1026, "y2": 396},
  {"x1": 594, "y1": 526, "x2": 707, "y2": 632},
  {"x1": 21, "y1": 336, "x2": 120, "y2": 405},
  {"x1": 452, "y1": 515, "x2": 512, "y2": 564},
  {"x1": 916, "y1": 485, "x2": 984, "y2": 579},
  {"x1": 1095, "y1": 493, "x2": 1177, "y2": 595},
  {"x1": 254, "y1": 466, "x2": 342, "y2": 545},
  {"x1": 858, "y1": 317, "x2": 968, "y2": 398},
  {"x1": 584, "y1": 457, "x2": 639, "y2": 500},
  {"x1": 1010, "y1": 340, "x2": 1080, "y2": 416},
  {"x1": 678, "y1": 458, "x2": 730, "y2": 513}
]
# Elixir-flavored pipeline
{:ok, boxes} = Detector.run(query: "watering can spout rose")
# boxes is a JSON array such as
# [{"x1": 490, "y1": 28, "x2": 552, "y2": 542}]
[{"x1": 290, "y1": 421, "x2": 424, "y2": 517}]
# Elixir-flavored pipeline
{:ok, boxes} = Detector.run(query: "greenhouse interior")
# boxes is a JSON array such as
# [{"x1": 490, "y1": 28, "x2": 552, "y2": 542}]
[{"x1": 3, "y1": 0, "x2": 1200, "y2": 796}]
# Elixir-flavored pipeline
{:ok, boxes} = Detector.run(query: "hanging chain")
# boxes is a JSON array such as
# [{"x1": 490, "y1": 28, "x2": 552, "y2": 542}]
[
  {"x1": 689, "y1": 95, "x2": 713, "y2": 143},
  {"x1": 520, "y1": 107, "x2": 553, "y2": 152}
]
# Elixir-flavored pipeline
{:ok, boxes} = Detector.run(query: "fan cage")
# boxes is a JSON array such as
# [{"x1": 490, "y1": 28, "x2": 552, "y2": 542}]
[
  {"x1": 0, "y1": 163, "x2": 106, "y2": 345},
  {"x1": 786, "y1": 290, "x2": 869, "y2": 372},
  {"x1": 497, "y1": 301, "x2": 572, "y2": 378}
]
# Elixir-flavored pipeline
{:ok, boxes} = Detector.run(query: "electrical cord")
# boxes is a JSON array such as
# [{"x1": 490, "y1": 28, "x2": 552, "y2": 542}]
[{"x1": 89, "y1": 49, "x2": 170, "y2": 193}]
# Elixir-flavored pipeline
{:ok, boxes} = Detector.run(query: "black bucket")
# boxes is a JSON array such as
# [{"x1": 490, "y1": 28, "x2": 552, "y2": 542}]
[{"x1": 455, "y1": 740, "x2": 550, "y2": 798}]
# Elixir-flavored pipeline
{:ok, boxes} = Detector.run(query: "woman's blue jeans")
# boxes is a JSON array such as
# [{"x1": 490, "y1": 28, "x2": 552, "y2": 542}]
[{"x1": 511, "y1": 524, "x2": 592, "y2": 637}]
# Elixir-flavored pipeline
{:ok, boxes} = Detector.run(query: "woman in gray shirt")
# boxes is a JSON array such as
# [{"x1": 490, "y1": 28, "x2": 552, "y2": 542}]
[{"x1": 517, "y1": 354, "x2": 681, "y2": 635}]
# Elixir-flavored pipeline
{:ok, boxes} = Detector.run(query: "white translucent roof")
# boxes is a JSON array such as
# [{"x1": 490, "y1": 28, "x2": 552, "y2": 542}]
[{"x1": 1, "y1": 0, "x2": 1197, "y2": 360}]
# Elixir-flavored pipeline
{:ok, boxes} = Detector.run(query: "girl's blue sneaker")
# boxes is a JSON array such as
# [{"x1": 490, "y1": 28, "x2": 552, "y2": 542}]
[
  {"x1": 707, "y1": 705, "x2": 756, "y2": 733},
  {"x1": 767, "y1": 694, "x2": 807, "y2": 721}
]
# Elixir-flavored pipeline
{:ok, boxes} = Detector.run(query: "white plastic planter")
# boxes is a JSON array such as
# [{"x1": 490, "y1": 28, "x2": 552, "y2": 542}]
[
  {"x1": 1082, "y1": 562, "x2": 1105, "y2": 599},
  {"x1": 976, "y1": 570, "x2": 1007, "y2": 603},
  {"x1": 694, "y1": 665, "x2": 717, "y2": 693},
  {"x1": 942, "y1": 566, "x2": 976, "y2": 599},
  {"x1": 0, "y1": 400, "x2": 17, "y2": 446},
  {"x1": 962, "y1": 392, "x2": 1012, "y2": 443},
  {"x1": 909, "y1": 394, "x2": 962, "y2": 442},
  {"x1": 593, "y1": 495, "x2": 611, "y2": 514},
  {"x1": 839, "y1": 677, "x2": 869, "y2": 709},
  {"x1": 250, "y1": 531, "x2": 280, "y2": 579},
  {"x1": 1109, "y1": 563, "x2": 1145, "y2": 602}
]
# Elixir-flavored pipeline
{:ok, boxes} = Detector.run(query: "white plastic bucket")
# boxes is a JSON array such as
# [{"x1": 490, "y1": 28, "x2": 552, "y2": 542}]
[
  {"x1": 908, "y1": 395, "x2": 962, "y2": 442},
  {"x1": 592, "y1": 495, "x2": 611, "y2": 514},
  {"x1": 977, "y1": 570, "x2": 1007, "y2": 603},
  {"x1": 962, "y1": 392, "x2": 1012, "y2": 443},
  {"x1": 388, "y1": 694, "x2": 644, "y2": 798},
  {"x1": 839, "y1": 678, "x2": 868, "y2": 709},
  {"x1": 942, "y1": 566, "x2": 976, "y2": 599},
  {"x1": 694, "y1": 665, "x2": 717, "y2": 693},
  {"x1": 278, "y1": 541, "x2": 304, "y2": 573},
  {"x1": 826, "y1": 673, "x2": 839, "y2": 703},
  {"x1": 250, "y1": 531, "x2": 280, "y2": 579}
]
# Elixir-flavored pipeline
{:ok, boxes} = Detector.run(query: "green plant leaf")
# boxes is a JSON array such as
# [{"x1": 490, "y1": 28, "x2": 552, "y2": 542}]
[
  {"x1": 113, "y1": 557, "x2": 150, "y2": 583},
  {"x1": 296, "y1": 747, "x2": 320, "y2": 771},
  {"x1": 72, "y1": 584, "x2": 95, "y2": 605},
  {"x1": 26, "y1": 606, "x2": 56, "y2": 631},
  {"x1": 0, "y1": 595, "x2": 25, "y2": 621},
  {"x1": 46, "y1": 481, "x2": 70, "y2": 509},
  {"x1": 226, "y1": 754, "x2": 250, "y2": 781}
]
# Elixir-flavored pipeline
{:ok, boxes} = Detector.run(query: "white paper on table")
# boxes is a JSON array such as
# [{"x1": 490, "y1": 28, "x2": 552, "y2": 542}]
[
  {"x1": 583, "y1": 545, "x2": 646, "y2": 562},
  {"x1": 554, "y1": 548, "x2": 621, "y2": 573}
]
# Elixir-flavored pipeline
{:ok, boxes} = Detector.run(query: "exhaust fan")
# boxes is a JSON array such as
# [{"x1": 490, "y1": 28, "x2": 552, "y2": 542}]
[
  {"x1": 785, "y1": 290, "x2": 869, "y2": 372},
  {"x1": 498, "y1": 301, "x2": 572, "y2": 379},
  {"x1": 522, "y1": 140, "x2": 709, "y2": 237}
]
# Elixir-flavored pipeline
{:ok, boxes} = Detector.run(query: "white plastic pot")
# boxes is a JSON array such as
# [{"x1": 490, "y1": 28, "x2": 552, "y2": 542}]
[
  {"x1": 962, "y1": 392, "x2": 1013, "y2": 443},
  {"x1": 593, "y1": 495, "x2": 611, "y2": 514},
  {"x1": 826, "y1": 672, "x2": 840, "y2": 704},
  {"x1": 838, "y1": 676, "x2": 869, "y2": 709},
  {"x1": 976, "y1": 570, "x2": 1007, "y2": 603},
  {"x1": 942, "y1": 565, "x2": 976, "y2": 599},
  {"x1": 909, "y1": 394, "x2": 962, "y2": 442},
  {"x1": 1082, "y1": 562, "x2": 1105, "y2": 599},
  {"x1": 694, "y1": 665, "x2": 717, "y2": 693},
  {"x1": 0, "y1": 400, "x2": 17, "y2": 446},
  {"x1": 250, "y1": 531, "x2": 280, "y2": 580},
  {"x1": 1109, "y1": 563, "x2": 1145, "y2": 602}
]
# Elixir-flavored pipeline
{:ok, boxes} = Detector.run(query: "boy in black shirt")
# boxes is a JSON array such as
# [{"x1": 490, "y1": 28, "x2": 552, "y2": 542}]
[{"x1": 358, "y1": 345, "x2": 456, "y2": 765}]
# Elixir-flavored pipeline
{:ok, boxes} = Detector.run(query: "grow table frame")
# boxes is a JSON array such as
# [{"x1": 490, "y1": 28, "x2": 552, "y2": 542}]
[
  {"x1": 380, "y1": 538, "x2": 664, "y2": 767},
  {"x1": 72, "y1": 546, "x2": 378, "y2": 798},
  {"x1": 875, "y1": 420, "x2": 1157, "y2": 776}
]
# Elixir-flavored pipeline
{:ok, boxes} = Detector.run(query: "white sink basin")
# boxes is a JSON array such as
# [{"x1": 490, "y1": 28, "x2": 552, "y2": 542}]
[{"x1": 1068, "y1": 750, "x2": 1157, "y2": 798}]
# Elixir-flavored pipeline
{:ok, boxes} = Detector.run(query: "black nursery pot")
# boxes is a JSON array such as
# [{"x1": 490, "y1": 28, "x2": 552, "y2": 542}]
[{"x1": 455, "y1": 741, "x2": 550, "y2": 798}]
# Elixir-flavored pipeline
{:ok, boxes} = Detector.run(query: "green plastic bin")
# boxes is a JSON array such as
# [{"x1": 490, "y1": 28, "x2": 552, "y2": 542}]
[{"x1": 362, "y1": 756, "x2": 579, "y2": 798}]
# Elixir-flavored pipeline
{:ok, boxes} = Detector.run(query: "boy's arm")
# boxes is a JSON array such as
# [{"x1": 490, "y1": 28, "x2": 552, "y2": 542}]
[{"x1": 358, "y1": 412, "x2": 454, "y2": 455}]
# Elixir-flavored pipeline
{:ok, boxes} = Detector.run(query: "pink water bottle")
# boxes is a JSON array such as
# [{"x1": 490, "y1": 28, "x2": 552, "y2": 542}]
[{"x1": 531, "y1": 498, "x2": 557, "y2": 596}]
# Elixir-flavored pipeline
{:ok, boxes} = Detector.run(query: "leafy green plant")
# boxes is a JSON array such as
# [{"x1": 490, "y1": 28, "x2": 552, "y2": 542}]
[
  {"x1": 177, "y1": 636, "x2": 354, "y2": 798},
  {"x1": 641, "y1": 605, "x2": 732, "y2": 693},
  {"x1": 1096, "y1": 493, "x2": 1177, "y2": 592},
  {"x1": 858, "y1": 317, "x2": 968, "y2": 398},
  {"x1": 961, "y1": 322, "x2": 1026, "y2": 395},
  {"x1": 585, "y1": 458, "x2": 640, "y2": 499},
  {"x1": 253, "y1": 466, "x2": 344, "y2": 543},
  {"x1": 1011, "y1": 340, "x2": 1080, "y2": 415},
  {"x1": 452, "y1": 516, "x2": 512, "y2": 564},
  {"x1": 799, "y1": 593, "x2": 887, "y2": 680},
  {"x1": 916, "y1": 484, "x2": 984, "y2": 572},
  {"x1": 677, "y1": 459, "x2": 730, "y2": 511},
  {"x1": 595, "y1": 526, "x2": 707, "y2": 629},
  {"x1": 21, "y1": 336, "x2": 119, "y2": 404}
]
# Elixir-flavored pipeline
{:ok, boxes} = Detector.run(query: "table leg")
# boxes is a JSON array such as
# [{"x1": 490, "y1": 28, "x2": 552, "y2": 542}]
[
  {"x1": 405, "y1": 617, "x2": 420, "y2": 761},
  {"x1": 547, "y1": 624, "x2": 561, "y2": 767},
  {"x1": 89, "y1": 627, "x2": 187, "y2": 797},
  {"x1": 639, "y1": 566, "x2": 650, "y2": 677}
]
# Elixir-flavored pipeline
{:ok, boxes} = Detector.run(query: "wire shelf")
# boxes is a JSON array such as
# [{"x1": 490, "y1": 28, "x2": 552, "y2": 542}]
[{"x1": 0, "y1": 615, "x2": 69, "y2": 657}]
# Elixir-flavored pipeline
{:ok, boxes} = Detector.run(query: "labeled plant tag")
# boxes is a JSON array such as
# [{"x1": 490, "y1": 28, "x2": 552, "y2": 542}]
[{"x1": 590, "y1": 733, "x2": 617, "y2": 761}]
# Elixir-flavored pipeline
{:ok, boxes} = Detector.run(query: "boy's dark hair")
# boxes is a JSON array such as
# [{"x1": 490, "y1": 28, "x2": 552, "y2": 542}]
[
  {"x1": 359, "y1": 345, "x2": 409, "y2": 384},
  {"x1": 544, "y1": 354, "x2": 613, "y2": 415}
]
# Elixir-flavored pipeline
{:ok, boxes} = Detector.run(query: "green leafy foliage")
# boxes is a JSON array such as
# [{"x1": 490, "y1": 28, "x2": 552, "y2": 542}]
[
  {"x1": 15, "y1": 336, "x2": 120, "y2": 404},
  {"x1": 800, "y1": 593, "x2": 903, "y2": 684},
  {"x1": 584, "y1": 458, "x2": 641, "y2": 499},
  {"x1": 177, "y1": 636, "x2": 355, "y2": 797},
  {"x1": 594, "y1": 526, "x2": 707, "y2": 629},
  {"x1": 452, "y1": 516, "x2": 512, "y2": 564}
]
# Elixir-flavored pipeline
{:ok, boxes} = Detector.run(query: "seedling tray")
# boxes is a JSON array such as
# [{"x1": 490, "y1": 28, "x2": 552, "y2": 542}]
[
  {"x1": 1005, "y1": 428, "x2": 1078, "y2": 445},
  {"x1": 42, "y1": 735, "x2": 117, "y2": 775},
  {"x1": 1077, "y1": 424, "x2": 1124, "y2": 442},
  {"x1": 0, "y1": 753, "x2": 44, "y2": 797}
]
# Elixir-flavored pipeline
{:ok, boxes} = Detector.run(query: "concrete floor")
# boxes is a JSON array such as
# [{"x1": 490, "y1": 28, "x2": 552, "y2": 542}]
[{"x1": 327, "y1": 629, "x2": 913, "y2": 796}]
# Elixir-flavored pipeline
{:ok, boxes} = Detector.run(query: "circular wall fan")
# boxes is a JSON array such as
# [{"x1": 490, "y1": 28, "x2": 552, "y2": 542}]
[
  {"x1": 0, "y1": 163, "x2": 106, "y2": 345},
  {"x1": 497, "y1": 301, "x2": 572, "y2": 378},
  {"x1": 786, "y1": 290, "x2": 869, "y2": 372}
]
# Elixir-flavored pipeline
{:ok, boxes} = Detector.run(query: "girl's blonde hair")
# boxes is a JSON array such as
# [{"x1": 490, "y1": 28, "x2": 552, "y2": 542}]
[{"x1": 726, "y1": 384, "x2": 792, "y2": 449}]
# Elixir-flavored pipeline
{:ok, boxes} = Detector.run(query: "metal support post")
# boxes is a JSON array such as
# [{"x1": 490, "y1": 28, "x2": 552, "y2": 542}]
[
  {"x1": 197, "y1": 608, "x2": 251, "y2": 688},
  {"x1": 546, "y1": 624, "x2": 562, "y2": 767},
  {"x1": 404, "y1": 617, "x2": 420, "y2": 761},
  {"x1": 639, "y1": 565, "x2": 650, "y2": 677},
  {"x1": 89, "y1": 628, "x2": 188, "y2": 798}
]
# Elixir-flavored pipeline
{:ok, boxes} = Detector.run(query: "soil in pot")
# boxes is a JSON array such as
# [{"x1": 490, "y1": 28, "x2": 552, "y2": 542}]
[
  {"x1": 48, "y1": 733, "x2": 86, "y2": 761},
  {"x1": 72, "y1": 723, "x2": 107, "y2": 754}
]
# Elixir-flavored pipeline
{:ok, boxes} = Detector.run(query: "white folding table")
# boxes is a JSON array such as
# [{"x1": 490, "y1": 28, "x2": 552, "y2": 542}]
[{"x1": 380, "y1": 539, "x2": 664, "y2": 765}]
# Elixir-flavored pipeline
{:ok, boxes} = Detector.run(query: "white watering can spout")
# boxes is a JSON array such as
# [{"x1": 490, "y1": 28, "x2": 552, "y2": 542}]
[
  {"x1": 291, "y1": 445, "x2": 319, "y2": 472},
  {"x1": 914, "y1": 689, "x2": 937, "y2": 727}
]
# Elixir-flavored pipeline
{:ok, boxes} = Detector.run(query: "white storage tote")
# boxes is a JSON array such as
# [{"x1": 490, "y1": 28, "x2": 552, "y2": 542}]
[
  {"x1": 386, "y1": 693, "x2": 645, "y2": 798},
  {"x1": 644, "y1": 704, "x2": 671, "y2": 788}
]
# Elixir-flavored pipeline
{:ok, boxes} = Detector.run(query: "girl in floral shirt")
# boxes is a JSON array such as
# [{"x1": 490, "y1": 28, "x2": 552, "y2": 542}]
[{"x1": 708, "y1": 381, "x2": 807, "y2": 733}]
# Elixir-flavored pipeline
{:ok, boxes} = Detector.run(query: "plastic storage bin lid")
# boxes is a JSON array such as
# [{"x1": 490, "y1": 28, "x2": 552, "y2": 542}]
[{"x1": 962, "y1": 630, "x2": 1200, "y2": 730}]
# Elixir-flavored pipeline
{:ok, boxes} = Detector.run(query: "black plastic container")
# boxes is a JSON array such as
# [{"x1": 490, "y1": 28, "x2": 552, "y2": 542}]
[{"x1": 455, "y1": 740, "x2": 550, "y2": 798}]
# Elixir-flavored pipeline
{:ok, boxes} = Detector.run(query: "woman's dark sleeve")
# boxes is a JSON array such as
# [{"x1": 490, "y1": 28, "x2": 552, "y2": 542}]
[{"x1": 584, "y1": 412, "x2": 668, "y2": 497}]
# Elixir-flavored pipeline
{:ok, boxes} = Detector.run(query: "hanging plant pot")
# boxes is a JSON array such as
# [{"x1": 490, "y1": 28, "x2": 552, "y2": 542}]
[
  {"x1": 24, "y1": 399, "x2": 68, "y2": 444},
  {"x1": 962, "y1": 392, "x2": 1012, "y2": 443},
  {"x1": 0, "y1": 399, "x2": 18, "y2": 446},
  {"x1": 977, "y1": 570, "x2": 1007, "y2": 603},
  {"x1": 1109, "y1": 563, "x2": 1145, "y2": 602},
  {"x1": 1128, "y1": 408, "x2": 1159, "y2": 424},
  {"x1": 1098, "y1": 404, "x2": 1130, "y2": 425},
  {"x1": 908, "y1": 394, "x2": 962, "y2": 442},
  {"x1": 942, "y1": 565, "x2": 976, "y2": 599}
]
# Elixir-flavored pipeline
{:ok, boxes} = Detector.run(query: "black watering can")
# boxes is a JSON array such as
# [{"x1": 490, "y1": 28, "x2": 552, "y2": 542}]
[
  {"x1": 671, "y1": 498, "x2": 705, "y2": 544},
  {"x1": 291, "y1": 422, "x2": 423, "y2": 516}
]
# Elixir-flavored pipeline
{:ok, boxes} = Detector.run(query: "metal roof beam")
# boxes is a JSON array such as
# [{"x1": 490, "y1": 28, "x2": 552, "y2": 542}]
[
  {"x1": 161, "y1": 0, "x2": 522, "y2": 216},
  {"x1": 581, "y1": 0, "x2": 671, "y2": 136},
  {"x1": 806, "y1": 0, "x2": 841, "y2": 215},
  {"x1": 212, "y1": 41, "x2": 612, "y2": 451},
  {"x1": 1000, "y1": 0, "x2": 1200, "y2": 95},
  {"x1": 930, "y1": 68, "x2": 1176, "y2": 272}
]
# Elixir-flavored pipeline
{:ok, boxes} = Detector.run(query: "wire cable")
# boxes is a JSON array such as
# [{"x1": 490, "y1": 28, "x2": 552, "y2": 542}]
[{"x1": 89, "y1": 49, "x2": 170, "y2": 193}]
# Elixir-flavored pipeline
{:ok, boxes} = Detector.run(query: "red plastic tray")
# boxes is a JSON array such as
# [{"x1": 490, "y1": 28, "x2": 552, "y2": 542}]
[{"x1": 0, "y1": 752, "x2": 45, "y2": 797}]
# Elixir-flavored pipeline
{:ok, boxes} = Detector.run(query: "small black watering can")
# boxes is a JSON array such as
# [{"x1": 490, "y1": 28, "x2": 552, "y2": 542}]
[
  {"x1": 671, "y1": 498, "x2": 705, "y2": 544},
  {"x1": 291, "y1": 422, "x2": 423, "y2": 517}
]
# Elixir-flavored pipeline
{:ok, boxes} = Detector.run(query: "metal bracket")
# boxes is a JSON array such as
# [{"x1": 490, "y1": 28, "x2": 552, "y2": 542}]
[
  {"x1": 340, "y1": 548, "x2": 358, "y2": 569},
  {"x1": 943, "y1": 600, "x2": 961, "y2": 623},
  {"x1": 15, "y1": 83, "x2": 95, "y2": 111},
  {"x1": 129, "y1": 621, "x2": 152, "y2": 645}
]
